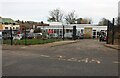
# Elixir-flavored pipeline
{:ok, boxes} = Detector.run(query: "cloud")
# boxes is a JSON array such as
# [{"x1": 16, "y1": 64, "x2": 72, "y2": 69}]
[{"x1": 0, "y1": 0, "x2": 119, "y2": 24}]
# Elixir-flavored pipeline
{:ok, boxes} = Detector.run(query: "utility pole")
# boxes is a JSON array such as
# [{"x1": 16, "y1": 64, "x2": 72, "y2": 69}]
[{"x1": 112, "y1": 18, "x2": 115, "y2": 45}]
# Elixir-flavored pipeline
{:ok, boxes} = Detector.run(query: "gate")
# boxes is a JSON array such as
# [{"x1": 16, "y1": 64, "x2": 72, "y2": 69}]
[{"x1": 107, "y1": 18, "x2": 119, "y2": 45}]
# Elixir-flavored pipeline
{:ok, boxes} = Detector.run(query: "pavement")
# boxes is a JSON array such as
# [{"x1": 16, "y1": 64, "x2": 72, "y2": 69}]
[
  {"x1": 2, "y1": 40, "x2": 78, "y2": 50},
  {"x1": 104, "y1": 44, "x2": 120, "y2": 50},
  {"x1": 2, "y1": 39, "x2": 118, "y2": 76}
]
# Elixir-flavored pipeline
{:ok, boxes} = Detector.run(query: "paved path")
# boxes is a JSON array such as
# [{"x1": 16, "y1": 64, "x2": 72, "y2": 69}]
[{"x1": 2, "y1": 39, "x2": 118, "y2": 76}]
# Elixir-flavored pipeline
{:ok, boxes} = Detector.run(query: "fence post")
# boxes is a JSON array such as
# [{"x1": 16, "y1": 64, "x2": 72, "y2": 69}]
[
  {"x1": 10, "y1": 27, "x2": 13, "y2": 45},
  {"x1": 112, "y1": 18, "x2": 115, "y2": 45},
  {"x1": 73, "y1": 26, "x2": 76, "y2": 40},
  {"x1": 63, "y1": 25, "x2": 65, "y2": 40},
  {"x1": 25, "y1": 27, "x2": 27, "y2": 45}
]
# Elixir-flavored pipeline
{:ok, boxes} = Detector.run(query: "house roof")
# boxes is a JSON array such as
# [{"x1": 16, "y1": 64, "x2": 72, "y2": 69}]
[
  {"x1": 35, "y1": 24, "x2": 49, "y2": 26},
  {"x1": 0, "y1": 18, "x2": 18, "y2": 24}
]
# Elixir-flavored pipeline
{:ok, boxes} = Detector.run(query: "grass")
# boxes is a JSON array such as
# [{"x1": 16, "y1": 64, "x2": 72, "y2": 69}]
[{"x1": 3, "y1": 39, "x2": 62, "y2": 45}]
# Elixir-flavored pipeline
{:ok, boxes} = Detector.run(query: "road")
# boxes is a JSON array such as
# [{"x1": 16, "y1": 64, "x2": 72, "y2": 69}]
[{"x1": 2, "y1": 39, "x2": 118, "y2": 76}]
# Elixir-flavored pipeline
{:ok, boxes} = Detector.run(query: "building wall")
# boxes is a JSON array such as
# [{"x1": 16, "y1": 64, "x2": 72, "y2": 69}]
[
  {"x1": 0, "y1": 24, "x2": 3, "y2": 30},
  {"x1": 36, "y1": 24, "x2": 107, "y2": 38},
  {"x1": 2, "y1": 24, "x2": 20, "y2": 30}
]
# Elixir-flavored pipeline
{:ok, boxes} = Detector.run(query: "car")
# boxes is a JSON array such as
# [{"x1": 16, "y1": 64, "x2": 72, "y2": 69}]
[
  {"x1": 49, "y1": 33, "x2": 58, "y2": 38},
  {"x1": 101, "y1": 35, "x2": 107, "y2": 41},
  {"x1": 13, "y1": 34, "x2": 23, "y2": 40},
  {"x1": 27, "y1": 33, "x2": 34, "y2": 39},
  {"x1": 64, "y1": 33, "x2": 73, "y2": 39},
  {"x1": 22, "y1": 33, "x2": 34, "y2": 39},
  {"x1": 79, "y1": 33, "x2": 84, "y2": 39},
  {"x1": 34, "y1": 33, "x2": 42, "y2": 39}
]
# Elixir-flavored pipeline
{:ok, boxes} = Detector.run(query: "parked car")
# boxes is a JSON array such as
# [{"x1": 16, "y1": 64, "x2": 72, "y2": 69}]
[
  {"x1": 49, "y1": 33, "x2": 58, "y2": 38},
  {"x1": 64, "y1": 33, "x2": 73, "y2": 39},
  {"x1": 22, "y1": 33, "x2": 34, "y2": 39},
  {"x1": 101, "y1": 35, "x2": 107, "y2": 41},
  {"x1": 79, "y1": 33, "x2": 84, "y2": 39},
  {"x1": 2, "y1": 34, "x2": 11, "y2": 40},
  {"x1": 13, "y1": 34, "x2": 23, "y2": 40},
  {"x1": 34, "y1": 33, "x2": 42, "y2": 39}
]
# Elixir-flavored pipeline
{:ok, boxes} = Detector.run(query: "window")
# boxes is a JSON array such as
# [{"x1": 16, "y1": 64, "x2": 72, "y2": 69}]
[
  {"x1": 60, "y1": 29, "x2": 62, "y2": 33},
  {"x1": 5, "y1": 27, "x2": 8, "y2": 29},
  {"x1": 13, "y1": 27, "x2": 15, "y2": 30},
  {"x1": 97, "y1": 32, "x2": 100, "y2": 35},
  {"x1": 13, "y1": 23, "x2": 15, "y2": 25},
  {"x1": 93, "y1": 32, "x2": 96, "y2": 35},
  {"x1": 81, "y1": 29, "x2": 84, "y2": 33},
  {"x1": 70, "y1": 30, "x2": 72, "y2": 33},
  {"x1": 66, "y1": 29, "x2": 70, "y2": 33},
  {"x1": 16, "y1": 27, "x2": 19, "y2": 30}
]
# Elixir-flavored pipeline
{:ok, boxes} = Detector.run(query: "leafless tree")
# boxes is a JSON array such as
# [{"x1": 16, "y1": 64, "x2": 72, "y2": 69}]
[
  {"x1": 65, "y1": 10, "x2": 77, "y2": 24},
  {"x1": 48, "y1": 8, "x2": 64, "y2": 22},
  {"x1": 98, "y1": 18, "x2": 109, "y2": 26},
  {"x1": 77, "y1": 18, "x2": 92, "y2": 24}
]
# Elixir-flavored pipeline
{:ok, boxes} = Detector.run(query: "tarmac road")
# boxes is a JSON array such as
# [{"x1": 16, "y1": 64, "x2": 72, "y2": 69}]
[{"x1": 2, "y1": 39, "x2": 118, "y2": 76}]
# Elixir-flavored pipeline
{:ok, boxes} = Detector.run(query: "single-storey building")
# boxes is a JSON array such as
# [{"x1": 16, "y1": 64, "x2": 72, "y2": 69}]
[{"x1": 35, "y1": 23, "x2": 107, "y2": 38}]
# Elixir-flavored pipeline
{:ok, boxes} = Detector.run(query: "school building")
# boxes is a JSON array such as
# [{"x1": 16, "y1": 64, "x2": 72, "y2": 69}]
[{"x1": 35, "y1": 23, "x2": 107, "y2": 38}]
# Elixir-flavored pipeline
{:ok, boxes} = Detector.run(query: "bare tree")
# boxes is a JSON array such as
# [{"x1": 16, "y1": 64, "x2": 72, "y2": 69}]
[
  {"x1": 98, "y1": 18, "x2": 109, "y2": 26},
  {"x1": 65, "y1": 10, "x2": 77, "y2": 24},
  {"x1": 48, "y1": 8, "x2": 64, "y2": 22},
  {"x1": 77, "y1": 18, "x2": 92, "y2": 24}
]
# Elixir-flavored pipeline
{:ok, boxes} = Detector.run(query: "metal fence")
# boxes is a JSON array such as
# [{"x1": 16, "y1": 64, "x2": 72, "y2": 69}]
[
  {"x1": 2, "y1": 26, "x2": 79, "y2": 45},
  {"x1": 107, "y1": 18, "x2": 120, "y2": 45}
]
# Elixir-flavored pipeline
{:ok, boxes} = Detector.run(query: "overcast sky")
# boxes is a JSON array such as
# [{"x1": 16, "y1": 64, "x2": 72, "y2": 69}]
[{"x1": 0, "y1": 0, "x2": 119, "y2": 24}]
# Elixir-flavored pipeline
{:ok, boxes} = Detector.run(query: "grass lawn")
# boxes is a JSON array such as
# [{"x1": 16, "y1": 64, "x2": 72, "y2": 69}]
[{"x1": 3, "y1": 39, "x2": 62, "y2": 45}]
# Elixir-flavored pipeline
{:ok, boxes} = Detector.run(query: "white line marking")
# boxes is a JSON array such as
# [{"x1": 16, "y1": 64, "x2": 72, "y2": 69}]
[{"x1": 40, "y1": 55, "x2": 50, "y2": 57}]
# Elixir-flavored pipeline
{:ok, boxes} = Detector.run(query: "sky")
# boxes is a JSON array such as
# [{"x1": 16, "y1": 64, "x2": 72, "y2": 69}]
[{"x1": 0, "y1": 0, "x2": 119, "y2": 24}]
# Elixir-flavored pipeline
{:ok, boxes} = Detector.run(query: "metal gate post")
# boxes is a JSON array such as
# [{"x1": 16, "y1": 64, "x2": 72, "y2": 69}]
[
  {"x1": 107, "y1": 21, "x2": 110, "y2": 44},
  {"x1": 112, "y1": 18, "x2": 115, "y2": 45},
  {"x1": 10, "y1": 27, "x2": 13, "y2": 45}
]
